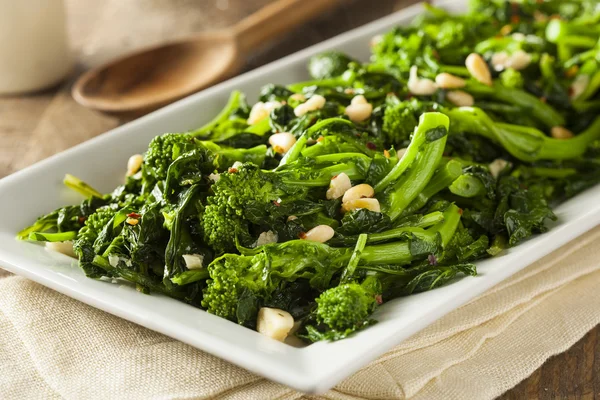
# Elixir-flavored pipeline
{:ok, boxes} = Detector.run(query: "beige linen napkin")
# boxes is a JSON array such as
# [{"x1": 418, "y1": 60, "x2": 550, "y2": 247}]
[{"x1": 1, "y1": 226, "x2": 599, "y2": 399}]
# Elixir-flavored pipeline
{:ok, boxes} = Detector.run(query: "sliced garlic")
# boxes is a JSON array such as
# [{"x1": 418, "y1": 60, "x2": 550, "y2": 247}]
[
  {"x1": 488, "y1": 158, "x2": 509, "y2": 179},
  {"x1": 407, "y1": 66, "x2": 438, "y2": 96},
  {"x1": 183, "y1": 254, "x2": 205, "y2": 270},
  {"x1": 45, "y1": 241, "x2": 76, "y2": 258},
  {"x1": 256, "y1": 231, "x2": 278, "y2": 246},
  {"x1": 269, "y1": 132, "x2": 296, "y2": 154},
  {"x1": 326, "y1": 172, "x2": 352, "y2": 200},
  {"x1": 257, "y1": 307, "x2": 295, "y2": 342}
]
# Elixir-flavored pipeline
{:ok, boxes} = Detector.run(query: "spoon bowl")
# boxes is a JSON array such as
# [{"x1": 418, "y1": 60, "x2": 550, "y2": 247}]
[
  {"x1": 72, "y1": 33, "x2": 239, "y2": 112},
  {"x1": 72, "y1": 0, "x2": 339, "y2": 113}
]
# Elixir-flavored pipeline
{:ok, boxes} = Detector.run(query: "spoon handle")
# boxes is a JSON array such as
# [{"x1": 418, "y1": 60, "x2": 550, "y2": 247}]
[{"x1": 233, "y1": 0, "x2": 340, "y2": 52}]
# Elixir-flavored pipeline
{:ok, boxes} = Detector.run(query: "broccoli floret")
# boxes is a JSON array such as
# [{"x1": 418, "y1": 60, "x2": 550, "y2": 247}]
[
  {"x1": 308, "y1": 51, "x2": 356, "y2": 80},
  {"x1": 305, "y1": 275, "x2": 381, "y2": 341},
  {"x1": 202, "y1": 164, "x2": 282, "y2": 253},
  {"x1": 202, "y1": 240, "x2": 342, "y2": 324},
  {"x1": 143, "y1": 133, "x2": 194, "y2": 183},
  {"x1": 201, "y1": 254, "x2": 258, "y2": 320},
  {"x1": 202, "y1": 158, "x2": 365, "y2": 253},
  {"x1": 73, "y1": 207, "x2": 116, "y2": 277},
  {"x1": 382, "y1": 97, "x2": 426, "y2": 145},
  {"x1": 500, "y1": 68, "x2": 524, "y2": 89},
  {"x1": 316, "y1": 281, "x2": 377, "y2": 330}
]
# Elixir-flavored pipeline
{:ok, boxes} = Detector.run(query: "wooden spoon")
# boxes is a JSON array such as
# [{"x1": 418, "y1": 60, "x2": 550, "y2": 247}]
[{"x1": 72, "y1": 0, "x2": 340, "y2": 113}]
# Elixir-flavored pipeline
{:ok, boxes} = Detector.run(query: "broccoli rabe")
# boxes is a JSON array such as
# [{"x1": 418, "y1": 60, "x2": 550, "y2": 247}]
[{"x1": 18, "y1": 0, "x2": 600, "y2": 345}]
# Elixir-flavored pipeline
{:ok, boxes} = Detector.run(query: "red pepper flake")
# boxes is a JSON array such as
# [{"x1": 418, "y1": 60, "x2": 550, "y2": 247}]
[
  {"x1": 273, "y1": 200, "x2": 281, "y2": 207},
  {"x1": 298, "y1": 232, "x2": 307, "y2": 239},
  {"x1": 375, "y1": 295, "x2": 383, "y2": 305},
  {"x1": 510, "y1": 15, "x2": 520, "y2": 24},
  {"x1": 366, "y1": 142, "x2": 377, "y2": 150},
  {"x1": 332, "y1": 174, "x2": 339, "y2": 180},
  {"x1": 127, "y1": 212, "x2": 141, "y2": 219},
  {"x1": 317, "y1": 136, "x2": 324, "y2": 142},
  {"x1": 565, "y1": 65, "x2": 579, "y2": 78},
  {"x1": 228, "y1": 167, "x2": 238, "y2": 173},
  {"x1": 458, "y1": 208, "x2": 464, "y2": 215},
  {"x1": 78, "y1": 216, "x2": 87, "y2": 224}
]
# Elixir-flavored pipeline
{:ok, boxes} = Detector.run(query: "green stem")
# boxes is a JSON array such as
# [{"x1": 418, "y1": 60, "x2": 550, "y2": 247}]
[
  {"x1": 28, "y1": 231, "x2": 77, "y2": 242},
  {"x1": 449, "y1": 175, "x2": 486, "y2": 198},
  {"x1": 375, "y1": 112, "x2": 449, "y2": 193},
  {"x1": 402, "y1": 159, "x2": 463, "y2": 215},
  {"x1": 380, "y1": 113, "x2": 450, "y2": 221},
  {"x1": 341, "y1": 234, "x2": 368, "y2": 283},
  {"x1": 360, "y1": 204, "x2": 461, "y2": 265},
  {"x1": 466, "y1": 82, "x2": 565, "y2": 128},
  {"x1": 63, "y1": 174, "x2": 102, "y2": 198}
]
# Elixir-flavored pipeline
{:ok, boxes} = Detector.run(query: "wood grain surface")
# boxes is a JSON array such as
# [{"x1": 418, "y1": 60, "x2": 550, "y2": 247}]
[{"x1": 0, "y1": 1, "x2": 597, "y2": 398}]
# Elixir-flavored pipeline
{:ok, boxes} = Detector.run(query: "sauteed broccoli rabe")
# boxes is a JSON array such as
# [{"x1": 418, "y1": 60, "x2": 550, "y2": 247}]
[{"x1": 19, "y1": 0, "x2": 600, "y2": 342}]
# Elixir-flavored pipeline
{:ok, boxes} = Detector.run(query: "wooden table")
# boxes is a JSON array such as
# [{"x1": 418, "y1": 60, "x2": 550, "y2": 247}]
[{"x1": 0, "y1": 1, "x2": 597, "y2": 398}]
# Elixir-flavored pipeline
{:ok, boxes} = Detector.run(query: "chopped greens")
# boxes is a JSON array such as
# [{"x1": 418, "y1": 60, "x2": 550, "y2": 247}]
[{"x1": 18, "y1": 1, "x2": 600, "y2": 343}]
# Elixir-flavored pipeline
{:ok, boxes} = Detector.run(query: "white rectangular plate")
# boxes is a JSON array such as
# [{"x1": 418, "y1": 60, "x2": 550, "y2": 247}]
[{"x1": 1, "y1": 0, "x2": 599, "y2": 393}]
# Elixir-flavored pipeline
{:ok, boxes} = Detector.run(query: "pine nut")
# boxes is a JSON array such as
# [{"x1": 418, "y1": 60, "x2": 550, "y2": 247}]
[
  {"x1": 294, "y1": 95, "x2": 326, "y2": 116},
  {"x1": 290, "y1": 93, "x2": 306, "y2": 102},
  {"x1": 370, "y1": 34, "x2": 383, "y2": 47},
  {"x1": 408, "y1": 66, "x2": 438, "y2": 96},
  {"x1": 293, "y1": 103, "x2": 310, "y2": 117},
  {"x1": 570, "y1": 74, "x2": 589, "y2": 99},
  {"x1": 466, "y1": 53, "x2": 492, "y2": 86},
  {"x1": 126, "y1": 154, "x2": 143, "y2": 176},
  {"x1": 326, "y1": 172, "x2": 352, "y2": 200},
  {"x1": 446, "y1": 90, "x2": 475, "y2": 107},
  {"x1": 342, "y1": 198, "x2": 381, "y2": 213},
  {"x1": 351, "y1": 95, "x2": 368, "y2": 105},
  {"x1": 342, "y1": 183, "x2": 375, "y2": 203},
  {"x1": 301, "y1": 225, "x2": 335, "y2": 243},
  {"x1": 345, "y1": 103, "x2": 373, "y2": 122},
  {"x1": 551, "y1": 126, "x2": 574, "y2": 140},
  {"x1": 511, "y1": 33, "x2": 526, "y2": 41},
  {"x1": 248, "y1": 101, "x2": 281, "y2": 124},
  {"x1": 500, "y1": 25, "x2": 512, "y2": 36},
  {"x1": 269, "y1": 132, "x2": 296, "y2": 154},
  {"x1": 306, "y1": 94, "x2": 326, "y2": 109},
  {"x1": 45, "y1": 241, "x2": 76, "y2": 258},
  {"x1": 126, "y1": 217, "x2": 139, "y2": 226},
  {"x1": 491, "y1": 52, "x2": 510, "y2": 72},
  {"x1": 506, "y1": 50, "x2": 532, "y2": 70},
  {"x1": 435, "y1": 73, "x2": 466, "y2": 89}
]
